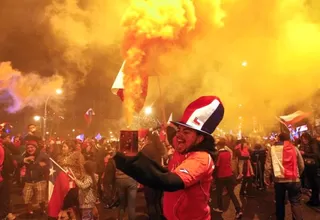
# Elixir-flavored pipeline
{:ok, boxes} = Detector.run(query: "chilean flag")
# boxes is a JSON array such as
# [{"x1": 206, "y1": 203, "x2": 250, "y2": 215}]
[
  {"x1": 47, "y1": 159, "x2": 71, "y2": 218},
  {"x1": 279, "y1": 110, "x2": 310, "y2": 125},
  {"x1": 84, "y1": 108, "x2": 95, "y2": 125},
  {"x1": 111, "y1": 61, "x2": 125, "y2": 101}
]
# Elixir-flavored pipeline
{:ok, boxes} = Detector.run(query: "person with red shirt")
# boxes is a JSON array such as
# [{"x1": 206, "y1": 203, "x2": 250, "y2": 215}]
[
  {"x1": 235, "y1": 139, "x2": 255, "y2": 197},
  {"x1": 0, "y1": 143, "x2": 7, "y2": 219},
  {"x1": 213, "y1": 138, "x2": 242, "y2": 218},
  {"x1": 113, "y1": 96, "x2": 225, "y2": 220}
]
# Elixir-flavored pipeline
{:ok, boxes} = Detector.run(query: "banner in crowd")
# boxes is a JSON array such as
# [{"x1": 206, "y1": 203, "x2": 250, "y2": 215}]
[{"x1": 47, "y1": 158, "x2": 71, "y2": 218}]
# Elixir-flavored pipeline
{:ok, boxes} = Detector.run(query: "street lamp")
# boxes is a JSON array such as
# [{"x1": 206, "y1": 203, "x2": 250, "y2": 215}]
[
  {"x1": 144, "y1": 106, "x2": 152, "y2": 115},
  {"x1": 56, "y1": 88, "x2": 63, "y2": 95},
  {"x1": 43, "y1": 88, "x2": 63, "y2": 139},
  {"x1": 241, "y1": 61, "x2": 247, "y2": 67},
  {"x1": 33, "y1": 115, "x2": 41, "y2": 121}
]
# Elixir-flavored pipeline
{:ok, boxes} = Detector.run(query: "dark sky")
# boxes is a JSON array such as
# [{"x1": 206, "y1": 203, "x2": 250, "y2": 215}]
[
  {"x1": 0, "y1": 0, "x2": 130, "y2": 136},
  {"x1": 0, "y1": 0, "x2": 179, "y2": 136}
]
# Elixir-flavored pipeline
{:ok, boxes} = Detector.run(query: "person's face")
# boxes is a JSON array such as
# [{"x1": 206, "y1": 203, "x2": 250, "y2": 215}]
[
  {"x1": 175, "y1": 126, "x2": 204, "y2": 154},
  {"x1": 26, "y1": 145, "x2": 36, "y2": 155},
  {"x1": 28, "y1": 125, "x2": 37, "y2": 133},
  {"x1": 301, "y1": 137, "x2": 309, "y2": 145},
  {"x1": 62, "y1": 144, "x2": 70, "y2": 154}
]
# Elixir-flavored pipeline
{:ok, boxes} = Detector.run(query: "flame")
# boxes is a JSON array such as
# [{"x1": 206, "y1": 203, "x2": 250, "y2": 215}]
[{"x1": 121, "y1": 0, "x2": 225, "y2": 124}]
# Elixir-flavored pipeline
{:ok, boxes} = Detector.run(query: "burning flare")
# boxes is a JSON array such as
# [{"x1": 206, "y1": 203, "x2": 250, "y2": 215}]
[{"x1": 121, "y1": 0, "x2": 225, "y2": 124}]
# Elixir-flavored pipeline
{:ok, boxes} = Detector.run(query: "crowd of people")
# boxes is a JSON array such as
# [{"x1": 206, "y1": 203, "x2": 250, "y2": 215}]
[{"x1": 0, "y1": 97, "x2": 319, "y2": 220}]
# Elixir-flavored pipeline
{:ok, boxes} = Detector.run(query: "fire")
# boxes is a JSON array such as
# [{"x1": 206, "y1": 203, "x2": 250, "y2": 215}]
[{"x1": 121, "y1": 0, "x2": 225, "y2": 124}]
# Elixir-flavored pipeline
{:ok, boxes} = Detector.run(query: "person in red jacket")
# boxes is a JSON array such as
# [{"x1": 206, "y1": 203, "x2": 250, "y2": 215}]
[
  {"x1": 213, "y1": 138, "x2": 242, "y2": 218},
  {"x1": 114, "y1": 96, "x2": 224, "y2": 220},
  {"x1": 0, "y1": 143, "x2": 8, "y2": 219}
]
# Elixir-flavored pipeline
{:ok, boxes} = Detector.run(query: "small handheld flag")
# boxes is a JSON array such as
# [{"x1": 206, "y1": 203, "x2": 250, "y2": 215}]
[
  {"x1": 95, "y1": 133, "x2": 102, "y2": 141},
  {"x1": 76, "y1": 134, "x2": 85, "y2": 142}
]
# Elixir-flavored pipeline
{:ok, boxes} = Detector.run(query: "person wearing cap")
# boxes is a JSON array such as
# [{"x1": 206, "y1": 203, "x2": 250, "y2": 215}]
[
  {"x1": 114, "y1": 96, "x2": 224, "y2": 220},
  {"x1": 22, "y1": 140, "x2": 50, "y2": 216}
]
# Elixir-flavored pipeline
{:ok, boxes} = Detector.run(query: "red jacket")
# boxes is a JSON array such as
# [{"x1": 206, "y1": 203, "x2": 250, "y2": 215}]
[
  {"x1": 216, "y1": 149, "x2": 233, "y2": 178},
  {"x1": 163, "y1": 151, "x2": 214, "y2": 220},
  {"x1": 0, "y1": 145, "x2": 4, "y2": 182}
]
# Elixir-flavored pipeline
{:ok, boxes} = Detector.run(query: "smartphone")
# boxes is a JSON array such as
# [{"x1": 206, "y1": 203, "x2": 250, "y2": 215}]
[{"x1": 120, "y1": 130, "x2": 138, "y2": 153}]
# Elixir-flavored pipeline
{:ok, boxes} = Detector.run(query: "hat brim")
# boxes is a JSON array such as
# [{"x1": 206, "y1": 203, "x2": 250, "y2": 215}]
[{"x1": 171, "y1": 121, "x2": 214, "y2": 139}]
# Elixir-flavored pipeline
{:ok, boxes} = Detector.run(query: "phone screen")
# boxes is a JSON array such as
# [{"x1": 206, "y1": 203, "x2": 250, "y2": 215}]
[{"x1": 120, "y1": 130, "x2": 138, "y2": 153}]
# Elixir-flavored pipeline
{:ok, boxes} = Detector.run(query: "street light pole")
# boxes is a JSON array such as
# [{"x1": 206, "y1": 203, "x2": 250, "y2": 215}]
[
  {"x1": 42, "y1": 88, "x2": 63, "y2": 140},
  {"x1": 43, "y1": 96, "x2": 51, "y2": 140}
]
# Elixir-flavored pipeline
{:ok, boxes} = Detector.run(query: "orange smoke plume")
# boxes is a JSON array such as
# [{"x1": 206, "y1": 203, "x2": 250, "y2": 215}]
[{"x1": 121, "y1": 0, "x2": 225, "y2": 124}]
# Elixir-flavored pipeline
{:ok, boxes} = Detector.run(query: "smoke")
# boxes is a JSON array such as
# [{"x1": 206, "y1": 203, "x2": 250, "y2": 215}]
[
  {"x1": 0, "y1": 0, "x2": 319, "y2": 134},
  {"x1": 44, "y1": 0, "x2": 127, "y2": 74},
  {"x1": 0, "y1": 0, "x2": 128, "y2": 114},
  {"x1": 126, "y1": 0, "x2": 320, "y2": 133},
  {"x1": 0, "y1": 62, "x2": 64, "y2": 112}
]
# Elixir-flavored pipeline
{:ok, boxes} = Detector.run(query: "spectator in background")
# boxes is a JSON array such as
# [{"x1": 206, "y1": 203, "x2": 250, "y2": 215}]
[
  {"x1": 265, "y1": 133, "x2": 304, "y2": 220},
  {"x1": 140, "y1": 129, "x2": 166, "y2": 220},
  {"x1": 235, "y1": 139, "x2": 255, "y2": 197},
  {"x1": 299, "y1": 132, "x2": 320, "y2": 206},
  {"x1": 213, "y1": 138, "x2": 242, "y2": 219},
  {"x1": 22, "y1": 141, "x2": 50, "y2": 216},
  {"x1": 0, "y1": 141, "x2": 13, "y2": 219},
  {"x1": 96, "y1": 138, "x2": 108, "y2": 201},
  {"x1": 0, "y1": 133, "x2": 19, "y2": 220},
  {"x1": 71, "y1": 161, "x2": 99, "y2": 220},
  {"x1": 104, "y1": 152, "x2": 138, "y2": 220},
  {"x1": 251, "y1": 140, "x2": 267, "y2": 190},
  {"x1": 23, "y1": 124, "x2": 41, "y2": 145}
]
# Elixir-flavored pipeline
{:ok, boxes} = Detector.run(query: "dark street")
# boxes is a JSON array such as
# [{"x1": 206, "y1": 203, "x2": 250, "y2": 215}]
[{"x1": 11, "y1": 183, "x2": 320, "y2": 220}]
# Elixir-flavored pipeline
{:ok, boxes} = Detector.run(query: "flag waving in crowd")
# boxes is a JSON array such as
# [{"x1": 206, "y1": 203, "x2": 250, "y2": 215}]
[
  {"x1": 47, "y1": 158, "x2": 72, "y2": 219},
  {"x1": 111, "y1": 61, "x2": 125, "y2": 101},
  {"x1": 279, "y1": 110, "x2": 310, "y2": 125}
]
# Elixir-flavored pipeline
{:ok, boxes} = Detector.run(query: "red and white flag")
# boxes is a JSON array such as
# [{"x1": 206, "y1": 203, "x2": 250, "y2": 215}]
[
  {"x1": 84, "y1": 108, "x2": 95, "y2": 125},
  {"x1": 111, "y1": 61, "x2": 125, "y2": 101},
  {"x1": 279, "y1": 110, "x2": 310, "y2": 125},
  {"x1": 167, "y1": 113, "x2": 173, "y2": 124},
  {"x1": 47, "y1": 159, "x2": 71, "y2": 218}
]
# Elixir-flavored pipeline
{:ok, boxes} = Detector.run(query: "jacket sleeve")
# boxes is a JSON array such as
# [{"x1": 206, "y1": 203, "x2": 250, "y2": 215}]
[
  {"x1": 75, "y1": 176, "x2": 92, "y2": 189},
  {"x1": 38, "y1": 153, "x2": 51, "y2": 172},
  {"x1": 114, "y1": 152, "x2": 184, "y2": 192},
  {"x1": 173, "y1": 152, "x2": 212, "y2": 188}
]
